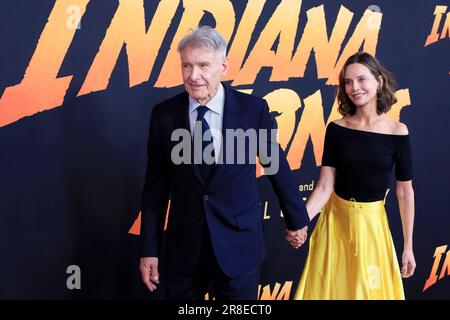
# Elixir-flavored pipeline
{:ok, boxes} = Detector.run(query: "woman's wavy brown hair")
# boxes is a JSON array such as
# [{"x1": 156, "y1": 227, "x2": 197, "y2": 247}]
[{"x1": 337, "y1": 52, "x2": 397, "y2": 116}]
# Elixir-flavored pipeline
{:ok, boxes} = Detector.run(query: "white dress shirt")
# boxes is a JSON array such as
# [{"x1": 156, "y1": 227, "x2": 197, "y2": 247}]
[{"x1": 188, "y1": 83, "x2": 224, "y2": 163}]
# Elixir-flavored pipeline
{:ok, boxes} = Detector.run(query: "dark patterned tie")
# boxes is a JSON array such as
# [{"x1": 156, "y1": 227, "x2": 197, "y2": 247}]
[{"x1": 195, "y1": 105, "x2": 215, "y2": 181}]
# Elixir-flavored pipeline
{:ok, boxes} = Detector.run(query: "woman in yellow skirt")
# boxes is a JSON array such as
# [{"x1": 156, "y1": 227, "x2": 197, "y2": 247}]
[{"x1": 292, "y1": 53, "x2": 416, "y2": 300}]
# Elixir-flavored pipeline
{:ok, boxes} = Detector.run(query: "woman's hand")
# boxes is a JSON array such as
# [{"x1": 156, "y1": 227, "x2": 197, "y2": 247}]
[{"x1": 401, "y1": 249, "x2": 416, "y2": 278}]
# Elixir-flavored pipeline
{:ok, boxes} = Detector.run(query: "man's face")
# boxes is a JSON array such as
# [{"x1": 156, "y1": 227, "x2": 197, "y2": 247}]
[{"x1": 180, "y1": 45, "x2": 228, "y2": 105}]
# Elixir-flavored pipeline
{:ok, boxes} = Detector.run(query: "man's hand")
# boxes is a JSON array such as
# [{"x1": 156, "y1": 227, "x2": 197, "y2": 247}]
[
  {"x1": 285, "y1": 226, "x2": 308, "y2": 249},
  {"x1": 140, "y1": 257, "x2": 160, "y2": 292}
]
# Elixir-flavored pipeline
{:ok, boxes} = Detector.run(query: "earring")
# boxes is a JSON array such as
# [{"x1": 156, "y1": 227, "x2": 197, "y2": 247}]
[{"x1": 376, "y1": 88, "x2": 383, "y2": 101}]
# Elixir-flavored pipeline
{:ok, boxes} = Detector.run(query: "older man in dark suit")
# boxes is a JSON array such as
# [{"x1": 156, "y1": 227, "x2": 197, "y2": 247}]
[{"x1": 139, "y1": 26, "x2": 309, "y2": 300}]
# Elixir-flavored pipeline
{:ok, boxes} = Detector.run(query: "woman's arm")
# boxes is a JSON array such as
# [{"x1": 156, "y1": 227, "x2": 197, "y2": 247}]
[
  {"x1": 306, "y1": 166, "x2": 336, "y2": 221},
  {"x1": 396, "y1": 180, "x2": 416, "y2": 278}
]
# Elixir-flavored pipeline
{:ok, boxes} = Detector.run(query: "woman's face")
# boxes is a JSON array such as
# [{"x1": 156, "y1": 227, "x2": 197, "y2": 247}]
[{"x1": 344, "y1": 63, "x2": 381, "y2": 109}]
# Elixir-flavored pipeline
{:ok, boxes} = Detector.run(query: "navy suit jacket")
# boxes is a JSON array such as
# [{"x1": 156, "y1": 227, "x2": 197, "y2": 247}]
[{"x1": 140, "y1": 85, "x2": 309, "y2": 277}]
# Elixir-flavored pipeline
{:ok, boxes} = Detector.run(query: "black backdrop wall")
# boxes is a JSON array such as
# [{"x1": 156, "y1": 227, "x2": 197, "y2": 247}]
[{"x1": 0, "y1": 0, "x2": 449, "y2": 299}]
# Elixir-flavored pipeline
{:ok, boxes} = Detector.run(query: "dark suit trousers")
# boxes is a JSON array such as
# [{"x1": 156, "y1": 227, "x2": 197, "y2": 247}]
[{"x1": 164, "y1": 223, "x2": 260, "y2": 300}]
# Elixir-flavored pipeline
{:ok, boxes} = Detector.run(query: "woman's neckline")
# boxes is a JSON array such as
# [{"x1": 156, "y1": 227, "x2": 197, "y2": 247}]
[{"x1": 330, "y1": 121, "x2": 409, "y2": 137}]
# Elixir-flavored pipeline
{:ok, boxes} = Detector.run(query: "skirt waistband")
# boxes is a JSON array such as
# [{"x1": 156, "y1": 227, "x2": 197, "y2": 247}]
[{"x1": 331, "y1": 192, "x2": 385, "y2": 210}]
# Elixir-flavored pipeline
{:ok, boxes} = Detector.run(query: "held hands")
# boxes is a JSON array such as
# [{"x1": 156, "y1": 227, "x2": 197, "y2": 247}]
[
  {"x1": 285, "y1": 225, "x2": 308, "y2": 250},
  {"x1": 140, "y1": 257, "x2": 160, "y2": 292}
]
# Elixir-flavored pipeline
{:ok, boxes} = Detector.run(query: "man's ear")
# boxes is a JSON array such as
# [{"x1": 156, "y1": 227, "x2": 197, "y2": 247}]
[{"x1": 222, "y1": 57, "x2": 229, "y2": 77}]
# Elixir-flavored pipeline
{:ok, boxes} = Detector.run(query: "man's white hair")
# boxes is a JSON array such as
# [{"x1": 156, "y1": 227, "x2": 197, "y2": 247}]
[{"x1": 177, "y1": 26, "x2": 227, "y2": 58}]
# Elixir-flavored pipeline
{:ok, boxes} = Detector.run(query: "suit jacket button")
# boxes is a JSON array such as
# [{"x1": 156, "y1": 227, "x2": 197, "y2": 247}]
[{"x1": 203, "y1": 195, "x2": 209, "y2": 201}]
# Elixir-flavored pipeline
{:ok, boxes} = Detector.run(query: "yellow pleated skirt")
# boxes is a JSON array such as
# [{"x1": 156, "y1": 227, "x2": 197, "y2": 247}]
[{"x1": 294, "y1": 192, "x2": 404, "y2": 300}]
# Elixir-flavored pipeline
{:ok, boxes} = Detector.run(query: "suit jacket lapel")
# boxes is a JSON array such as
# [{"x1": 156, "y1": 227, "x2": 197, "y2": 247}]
[
  {"x1": 178, "y1": 92, "x2": 205, "y2": 187},
  {"x1": 207, "y1": 85, "x2": 242, "y2": 190}
]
